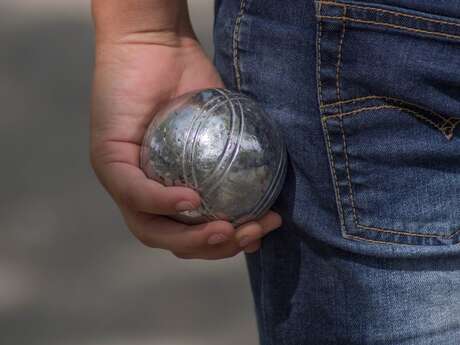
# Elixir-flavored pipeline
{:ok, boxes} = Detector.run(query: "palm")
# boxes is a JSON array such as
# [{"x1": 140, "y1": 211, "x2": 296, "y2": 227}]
[{"x1": 92, "y1": 42, "x2": 222, "y2": 170}]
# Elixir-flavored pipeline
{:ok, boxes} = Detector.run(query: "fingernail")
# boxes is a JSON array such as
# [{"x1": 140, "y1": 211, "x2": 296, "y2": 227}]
[
  {"x1": 239, "y1": 236, "x2": 252, "y2": 248},
  {"x1": 208, "y1": 234, "x2": 228, "y2": 245},
  {"x1": 176, "y1": 201, "x2": 196, "y2": 212}
]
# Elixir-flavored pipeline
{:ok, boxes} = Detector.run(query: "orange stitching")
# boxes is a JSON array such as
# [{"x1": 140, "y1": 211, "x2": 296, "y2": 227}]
[
  {"x1": 319, "y1": 1, "x2": 460, "y2": 29},
  {"x1": 339, "y1": 116, "x2": 361, "y2": 228},
  {"x1": 443, "y1": 117, "x2": 460, "y2": 128},
  {"x1": 317, "y1": 2, "x2": 324, "y2": 106},
  {"x1": 320, "y1": 95, "x2": 383, "y2": 108},
  {"x1": 334, "y1": 14, "x2": 367, "y2": 236},
  {"x1": 322, "y1": 104, "x2": 449, "y2": 135},
  {"x1": 323, "y1": 96, "x2": 453, "y2": 123},
  {"x1": 336, "y1": 6, "x2": 347, "y2": 104},
  {"x1": 439, "y1": 121, "x2": 454, "y2": 132},
  {"x1": 323, "y1": 118, "x2": 348, "y2": 237},
  {"x1": 232, "y1": 0, "x2": 247, "y2": 92},
  {"x1": 343, "y1": 233, "x2": 427, "y2": 246},
  {"x1": 335, "y1": 8, "x2": 357, "y2": 238},
  {"x1": 318, "y1": 15, "x2": 460, "y2": 41},
  {"x1": 355, "y1": 222, "x2": 460, "y2": 239},
  {"x1": 322, "y1": 95, "x2": 460, "y2": 135},
  {"x1": 322, "y1": 96, "x2": 447, "y2": 122},
  {"x1": 319, "y1": 4, "x2": 349, "y2": 239}
]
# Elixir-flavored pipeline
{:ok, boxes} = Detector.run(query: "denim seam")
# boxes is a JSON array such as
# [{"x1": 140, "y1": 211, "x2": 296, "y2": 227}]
[
  {"x1": 321, "y1": 96, "x2": 460, "y2": 138},
  {"x1": 337, "y1": 7, "x2": 356, "y2": 243},
  {"x1": 335, "y1": 8, "x2": 346, "y2": 342},
  {"x1": 323, "y1": 1, "x2": 460, "y2": 28},
  {"x1": 323, "y1": 120, "x2": 348, "y2": 239},
  {"x1": 316, "y1": 2, "x2": 325, "y2": 107},
  {"x1": 321, "y1": 95, "x2": 451, "y2": 119},
  {"x1": 356, "y1": 221, "x2": 460, "y2": 239},
  {"x1": 344, "y1": 233, "x2": 417, "y2": 246},
  {"x1": 335, "y1": 6, "x2": 347, "y2": 105},
  {"x1": 340, "y1": 120, "x2": 360, "y2": 232},
  {"x1": 318, "y1": 16, "x2": 460, "y2": 42},
  {"x1": 232, "y1": 0, "x2": 248, "y2": 92},
  {"x1": 317, "y1": 1, "x2": 348, "y2": 239},
  {"x1": 323, "y1": 104, "x2": 456, "y2": 140},
  {"x1": 442, "y1": 118, "x2": 459, "y2": 128}
]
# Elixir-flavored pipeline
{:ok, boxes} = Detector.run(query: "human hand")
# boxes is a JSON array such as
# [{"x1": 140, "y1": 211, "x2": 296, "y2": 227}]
[{"x1": 90, "y1": 1, "x2": 282, "y2": 259}]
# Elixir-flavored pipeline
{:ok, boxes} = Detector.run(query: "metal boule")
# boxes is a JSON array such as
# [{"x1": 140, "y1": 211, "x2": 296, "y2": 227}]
[{"x1": 140, "y1": 88, "x2": 287, "y2": 226}]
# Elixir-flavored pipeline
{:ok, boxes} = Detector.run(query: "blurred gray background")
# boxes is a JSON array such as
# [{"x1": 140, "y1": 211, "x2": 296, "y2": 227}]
[{"x1": 0, "y1": 1, "x2": 259, "y2": 344}]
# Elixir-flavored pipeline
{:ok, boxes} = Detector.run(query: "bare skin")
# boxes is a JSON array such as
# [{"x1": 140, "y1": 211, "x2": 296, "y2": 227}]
[{"x1": 90, "y1": 0, "x2": 282, "y2": 260}]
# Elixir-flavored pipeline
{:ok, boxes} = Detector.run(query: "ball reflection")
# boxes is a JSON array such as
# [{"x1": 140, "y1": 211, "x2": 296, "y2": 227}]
[{"x1": 140, "y1": 88, "x2": 287, "y2": 226}]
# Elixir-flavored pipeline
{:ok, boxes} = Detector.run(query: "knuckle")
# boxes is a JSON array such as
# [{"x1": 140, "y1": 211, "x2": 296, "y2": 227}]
[
  {"x1": 240, "y1": 222, "x2": 264, "y2": 238},
  {"x1": 253, "y1": 224, "x2": 265, "y2": 237}
]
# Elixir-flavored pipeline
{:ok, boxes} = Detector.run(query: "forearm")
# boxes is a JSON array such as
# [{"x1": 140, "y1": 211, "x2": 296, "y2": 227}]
[{"x1": 92, "y1": 0, "x2": 195, "y2": 44}]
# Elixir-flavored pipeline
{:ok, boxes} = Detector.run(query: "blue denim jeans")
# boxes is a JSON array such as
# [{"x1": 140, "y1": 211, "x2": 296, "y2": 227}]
[{"x1": 214, "y1": 0, "x2": 460, "y2": 344}]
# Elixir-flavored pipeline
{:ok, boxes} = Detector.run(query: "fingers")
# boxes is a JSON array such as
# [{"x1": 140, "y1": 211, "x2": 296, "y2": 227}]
[
  {"x1": 122, "y1": 208, "x2": 282, "y2": 261},
  {"x1": 242, "y1": 240, "x2": 261, "y2": 254},
  {"x1": 123, "y1": 210, "x2": 236, "y2": 252},
  {"x1": 235, "y1": 211, "x2": 283, "y2": 251},
  {"x1": 98, "y1": 161, "x2": 201, "y2": 215},
  {"x1": 181, "y1": 211, "x2": 283, "y2": 259}
]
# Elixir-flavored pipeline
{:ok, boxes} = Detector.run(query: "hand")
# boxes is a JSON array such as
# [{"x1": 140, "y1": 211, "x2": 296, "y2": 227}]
[{"x1": 90, "y1": 21, "x2": 282, "y2": 259}]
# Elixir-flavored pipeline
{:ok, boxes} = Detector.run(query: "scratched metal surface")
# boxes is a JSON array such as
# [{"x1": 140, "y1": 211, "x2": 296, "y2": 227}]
[{"x1": 141, "y1": 89, "x2": 287, "y2": 226}]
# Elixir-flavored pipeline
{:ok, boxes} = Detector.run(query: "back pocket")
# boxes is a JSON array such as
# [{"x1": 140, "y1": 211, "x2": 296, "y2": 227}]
[{"x1": 316, "y1": 0, "x2": 460, "y2": 245}]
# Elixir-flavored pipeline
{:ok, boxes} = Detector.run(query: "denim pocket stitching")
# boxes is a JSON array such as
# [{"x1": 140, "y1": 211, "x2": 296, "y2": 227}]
[
  {"x1": 316, "y1": 1, "x2": 325, "y2": 107},
  {"x1": 321, "y1": 95, "x2": 460, "y2": 138},
  {"x1": 335, "y1": 6, "x2": 347, "y2": 106},
  {"x1": 318, "y1": 15, "x2": 460, "y2": 42},
  {"x1": 318, "y1": 1, "x2": 460, "y2": 39},
  {"x1": 232, "y1": 0, "x2": 248, "y2": 92},
  {"x1": 336, "y1": 8, "x2": 353, "y2": 237},
  {"x1": 316, "y1": 2, "x2": 460, "y2": 245},
  {"x1": 316, "y1": 2, "x2": 347, "y2": 237},
  {"x1": 321, "y1": 96, "x2": 454, "y2": 120},
  {"x1": 345, "y1": 233, "x2": 419, "y2": 246},
  {"x1": 323, "y1": 109, "x2": 460, "y2": 239},
  {"x1": 329, "y1": 1, "x2": 460, "y2": 28},
  {"x1": 356, "y1": 218, "x2": 460, "y2": 239},
  {"x1": 323, "y1": 117, "x2": 348, "y2": 238},
  {"x1": 323, "y1": 104, "x2": 457, "y2": 140}
]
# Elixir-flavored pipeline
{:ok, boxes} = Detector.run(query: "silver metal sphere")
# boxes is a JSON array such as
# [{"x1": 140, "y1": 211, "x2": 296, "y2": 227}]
[{"x1": 140, "y1": 88, "x2": 287, "y2": 226}]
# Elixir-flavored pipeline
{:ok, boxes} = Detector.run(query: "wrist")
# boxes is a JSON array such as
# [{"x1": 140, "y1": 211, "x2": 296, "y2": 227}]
[{"x1": 92, "y1": 0, "x2": 196, "y2": 45}]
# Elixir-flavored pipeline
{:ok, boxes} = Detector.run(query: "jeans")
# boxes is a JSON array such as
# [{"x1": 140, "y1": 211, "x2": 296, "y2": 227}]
[{"x1": 213, "y1": 0, "x2": 460, "y2": 344}]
